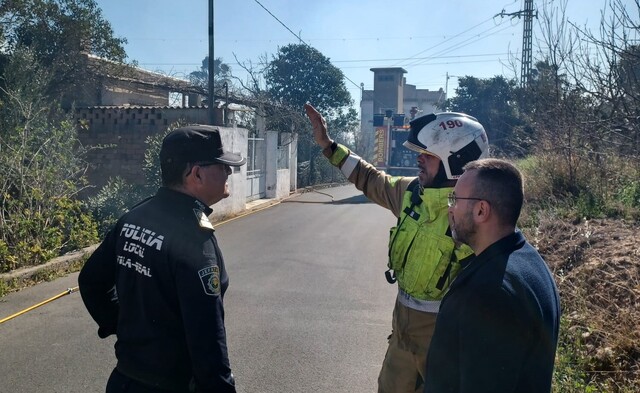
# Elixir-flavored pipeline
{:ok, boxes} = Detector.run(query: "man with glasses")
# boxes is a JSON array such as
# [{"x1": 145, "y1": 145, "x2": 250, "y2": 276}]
[
  {"x1": 425, "y1": 158, "x2": 560, "y2": 393},
  {"x1": 79, "y1": 125, "x2": 245, "y2": 393},
  {"x1": 305, "y1": 103, "x2": 489, "y2": 393}
]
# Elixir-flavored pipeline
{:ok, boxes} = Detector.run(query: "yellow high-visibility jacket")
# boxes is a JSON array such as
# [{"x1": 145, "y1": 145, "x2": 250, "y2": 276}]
[{"x1": 328, "y1": 143, "x2": 473, "y2": 310}]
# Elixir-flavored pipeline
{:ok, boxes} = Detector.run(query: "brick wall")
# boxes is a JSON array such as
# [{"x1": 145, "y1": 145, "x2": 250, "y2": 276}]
[{"x1": 75, "y1": 106, "x2": 221, "y2": 195}]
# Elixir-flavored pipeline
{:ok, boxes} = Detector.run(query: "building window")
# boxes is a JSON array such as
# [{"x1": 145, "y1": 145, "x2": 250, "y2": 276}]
[{"x1": 378, "y1": 75, "x2": 393, "y2": 82}]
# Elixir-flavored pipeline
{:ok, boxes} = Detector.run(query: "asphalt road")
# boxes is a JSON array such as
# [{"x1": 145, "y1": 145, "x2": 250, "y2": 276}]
[{"x1": 0, "y1": 184, "x2": 398, "y2": 393}]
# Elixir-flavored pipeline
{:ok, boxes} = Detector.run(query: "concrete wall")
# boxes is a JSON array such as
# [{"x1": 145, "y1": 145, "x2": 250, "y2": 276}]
[
  {"x1": 403, "y1": 84, "x2": 445, "y2": 117},
  {"x1": 265, "y1": 131, "x2": 291, "y2": 199},
  {"x1": 209, "y1": 127, "x2": 248, "y2": 221},
  {"x1": 285, "y1": 133, "x2": 298, "y2": 191},
  {"x1": 74, "y1": 106, "x2": 246, "y2": 216},
  {"x1": 276, "y1": 169, "x2": 290, "y2": 199}
]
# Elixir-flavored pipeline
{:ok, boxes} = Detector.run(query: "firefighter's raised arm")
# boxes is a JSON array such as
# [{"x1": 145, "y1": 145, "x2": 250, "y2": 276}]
[{"x1": 304, "y1": 102, "x2": 333, "y2": 150}]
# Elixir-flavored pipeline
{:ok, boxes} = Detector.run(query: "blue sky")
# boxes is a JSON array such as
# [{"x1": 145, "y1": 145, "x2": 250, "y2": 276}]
[{"x1": 95, "y1": 0, "x2": 617, "y2": 102}]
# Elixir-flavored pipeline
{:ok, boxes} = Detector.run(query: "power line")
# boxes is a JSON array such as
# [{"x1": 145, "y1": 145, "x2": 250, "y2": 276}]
[
  {"x1": 337, "y1": 58, "x2": 508, "y2": 70},
  {"x1": 251, "y1": 0, "x2": 366, "y2": 97},
  {"x1": 250, "y1": 0, "x2": 522, "y2": 109},
  {"x1": 136, "y1": 53, "x2": 511, "y2": 67},
  {"x1": 402, "y1": 22, "x2": 515, "y2": 68},
  {"x1": 407, "y1": 25, "x2": 516, "y2": 68},
  {"x1": 395, "y1": 15, "x2": 497, "y2": 68},
  {"x1": 334, "y1": 53, "x2": 511, "y2": 64},
  {"x1": 252, "y1": 0, "x2": 307, "y2": 45}
]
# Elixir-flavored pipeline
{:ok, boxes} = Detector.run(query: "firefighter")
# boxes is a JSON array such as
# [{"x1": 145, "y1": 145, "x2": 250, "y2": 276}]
[{"x1": 304, "y1": 103, "x2": 489, "y2": 393}]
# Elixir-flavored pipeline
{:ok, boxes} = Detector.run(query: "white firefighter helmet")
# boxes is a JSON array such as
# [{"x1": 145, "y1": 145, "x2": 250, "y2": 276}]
[{"x1": 403, "y1": 112, "x2": 489, "y2": 179}]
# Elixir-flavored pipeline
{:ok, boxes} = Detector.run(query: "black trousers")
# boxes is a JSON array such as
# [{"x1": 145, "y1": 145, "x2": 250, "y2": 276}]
[{"x1": 106, "y1": 368, "x2": 187, "y2": 393}]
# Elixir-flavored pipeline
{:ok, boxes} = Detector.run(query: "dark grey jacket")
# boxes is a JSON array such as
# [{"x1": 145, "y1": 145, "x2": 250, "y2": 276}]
[{"x1": 425, "y1": 231, "x2": 560, "y2": 393}]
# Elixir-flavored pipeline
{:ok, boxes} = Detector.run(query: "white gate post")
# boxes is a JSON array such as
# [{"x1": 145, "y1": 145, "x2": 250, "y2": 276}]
[
  {"x1": 286, "y1": 132, "x2": 298, "y2": 191},
  {"x1": 265, "y1": 131, "x2": 278, "y2": 198}
]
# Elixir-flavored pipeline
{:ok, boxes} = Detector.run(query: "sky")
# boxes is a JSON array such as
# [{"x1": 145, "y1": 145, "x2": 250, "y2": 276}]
[{"x1": 94, "y1": 0, "x2": 622, "y2": 104}]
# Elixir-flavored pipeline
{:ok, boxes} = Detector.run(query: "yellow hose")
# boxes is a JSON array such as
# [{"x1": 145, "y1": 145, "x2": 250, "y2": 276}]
[{"x1": 0, "y1": 286, "x2": 79, "y2": 325}]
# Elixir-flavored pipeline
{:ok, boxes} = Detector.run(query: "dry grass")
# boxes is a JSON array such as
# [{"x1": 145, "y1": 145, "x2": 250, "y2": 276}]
[{"x1": 524, "y1": 216, "x2": 640, "y2": 391}]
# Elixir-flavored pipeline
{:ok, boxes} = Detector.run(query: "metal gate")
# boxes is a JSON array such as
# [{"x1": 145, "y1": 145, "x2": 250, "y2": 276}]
[{"x1": 246, "y1": 136, "x2": 266, "y2": 201}]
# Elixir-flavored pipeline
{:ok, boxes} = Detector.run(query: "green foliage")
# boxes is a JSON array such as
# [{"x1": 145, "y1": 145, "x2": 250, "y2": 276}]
[
  {"x1": 0, "y1": 192, "x2": 98, "y2": 272},
  {"x1": 517, "y1": 152, "x2": 640, "y2": 221},
  {"x1": 553, "y1": 317, "x2": 600, "y2": 393},
  {"x1": 0, "y1": 0, "x2": 127, "y2": 99},
  {"x1": 262, "y1": 44, "x2": 355, "y2": 187},
  {"x1": 142, "y1": 125, "x2": 175, "y2": 190},
  {"x1": 86, "y1": 177, "x2": 147, "y2": 236},
  {"x1": 188, "y1": 56, "x2": 233, "y2": 94},
  {"x1": 440, "y1": 75, "x2": 526, "y2": 155},
  {"x1": 617, "y1": 180, "x2": 640, "y2": 209},
  {"x1": 0, "y1": 279, "x2": 7, "y2": 298},
  {"x1": 265, "y1": 44, "x2": 352, "y2": 115},
  {"x1": 326, "y1": 107, "x2": 359, "y2": 150},
  {"x1": 0, "y1": 48, "x2": 98, "y2": 272}
]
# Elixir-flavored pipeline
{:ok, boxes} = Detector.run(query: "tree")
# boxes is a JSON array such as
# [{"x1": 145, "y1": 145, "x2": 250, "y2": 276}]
[
  {"x1": 440, "y1": 75, "x2": 525, "y2": 155},
  {"x1": 0, "y1": 0, "x2": 123, "y2": 271},
  {"x1": 188, "y1": 56, "x2": 234, "y2": 94},
  {"x1": 0, "y1": 0, "x2": 127, "y2": 100},
  {"x1": 264, "y1": 44, "x2": 354, "y2": 185},
  {"x1": 565, "y1": 0, "x2": 640, "y2": 162},
  {"x1": 265, "y1": 44, "x2": 352, "y2": 115},
  {"x1": 523, "y1": 3, "x2": 640, "y2": 390},
  {"x1": 518, "y1": 0, "x2": 640, "y2": 205},
  {"x1": 0, "y1": 48, "x2": 98, "y2": 271}
]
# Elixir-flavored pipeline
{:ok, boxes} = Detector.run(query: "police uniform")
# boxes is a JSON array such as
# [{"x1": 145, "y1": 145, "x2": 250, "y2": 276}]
[
  {"x1": 80, "y1": 125, "x2": 243, "y2": 393},
  {"x1": 80, "y1": 188, "x2": 235, "y2": 392}
]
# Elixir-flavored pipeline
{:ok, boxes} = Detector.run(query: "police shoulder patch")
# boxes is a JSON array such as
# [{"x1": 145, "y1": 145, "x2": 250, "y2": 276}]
[
  {"x1": 194, "y1": 209, "x2": 215, "y2": 230},
  {"x1": 197, "y1": 266, "x2": 220, "y2": 296}
]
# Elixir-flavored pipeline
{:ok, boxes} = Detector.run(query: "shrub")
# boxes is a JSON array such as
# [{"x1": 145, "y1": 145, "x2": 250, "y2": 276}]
[
  {"x1": 517, "y1": 152, "x2": 640, "y2": 222},
  {"x1": 0, "y1": 49, "x2": 99, "y2": 272},
  {"x1": 86, "y1": 177, "x2": 150, "y2": 237}
]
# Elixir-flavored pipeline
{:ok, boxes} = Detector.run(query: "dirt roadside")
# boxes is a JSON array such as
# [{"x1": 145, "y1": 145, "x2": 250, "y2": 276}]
[{"x1": 528, "y1": 217, "x2": 640, "y2": 387}]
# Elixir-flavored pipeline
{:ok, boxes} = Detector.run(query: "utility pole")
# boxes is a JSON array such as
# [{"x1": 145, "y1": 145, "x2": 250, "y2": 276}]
[
  {"x1": 445, "y1": 72, "x2": 463, "y2": 100},
  {"x1": 208, "y1": 0, "x2": 216, "y2": 125},
  {"x1": 496, "y1": 0, "x2": 537, "y2": 88}
]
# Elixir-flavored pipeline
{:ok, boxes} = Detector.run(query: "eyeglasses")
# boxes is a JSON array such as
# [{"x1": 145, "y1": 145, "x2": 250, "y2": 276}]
[
  {"x1": 195, "y1": 162, "x2": 232, "y2": 175},
  {"x1": 447, "y1": 192, "x2": 484, "y2": 207}
]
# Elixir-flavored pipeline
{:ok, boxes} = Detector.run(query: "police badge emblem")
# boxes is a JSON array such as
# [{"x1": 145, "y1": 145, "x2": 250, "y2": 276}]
[{"x1": 198, "y1": 266, "x2": 220, "y2": 296}]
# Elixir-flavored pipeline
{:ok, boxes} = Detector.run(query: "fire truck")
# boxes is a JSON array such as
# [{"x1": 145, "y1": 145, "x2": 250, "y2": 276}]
[{"x1": 372, "y1": 111, "x2": 419, "y2": 176}]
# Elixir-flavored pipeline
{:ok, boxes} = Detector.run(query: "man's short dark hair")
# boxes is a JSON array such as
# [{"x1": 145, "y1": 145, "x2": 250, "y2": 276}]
[
  {"x1": 463, "y1": 158, "x2": 524, "y2": 226},
  {"x1": 161, "y1": 161, "x2": 190, "y2": 188}
]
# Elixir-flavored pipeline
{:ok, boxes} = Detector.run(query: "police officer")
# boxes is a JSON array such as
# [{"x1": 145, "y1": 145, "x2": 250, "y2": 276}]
[
  {"x1": 79, "y1": 125, "x2": 245, "y2": 393},
  {"x1": 305, "y1": 103, "x2": 489, "y2": 393}
]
